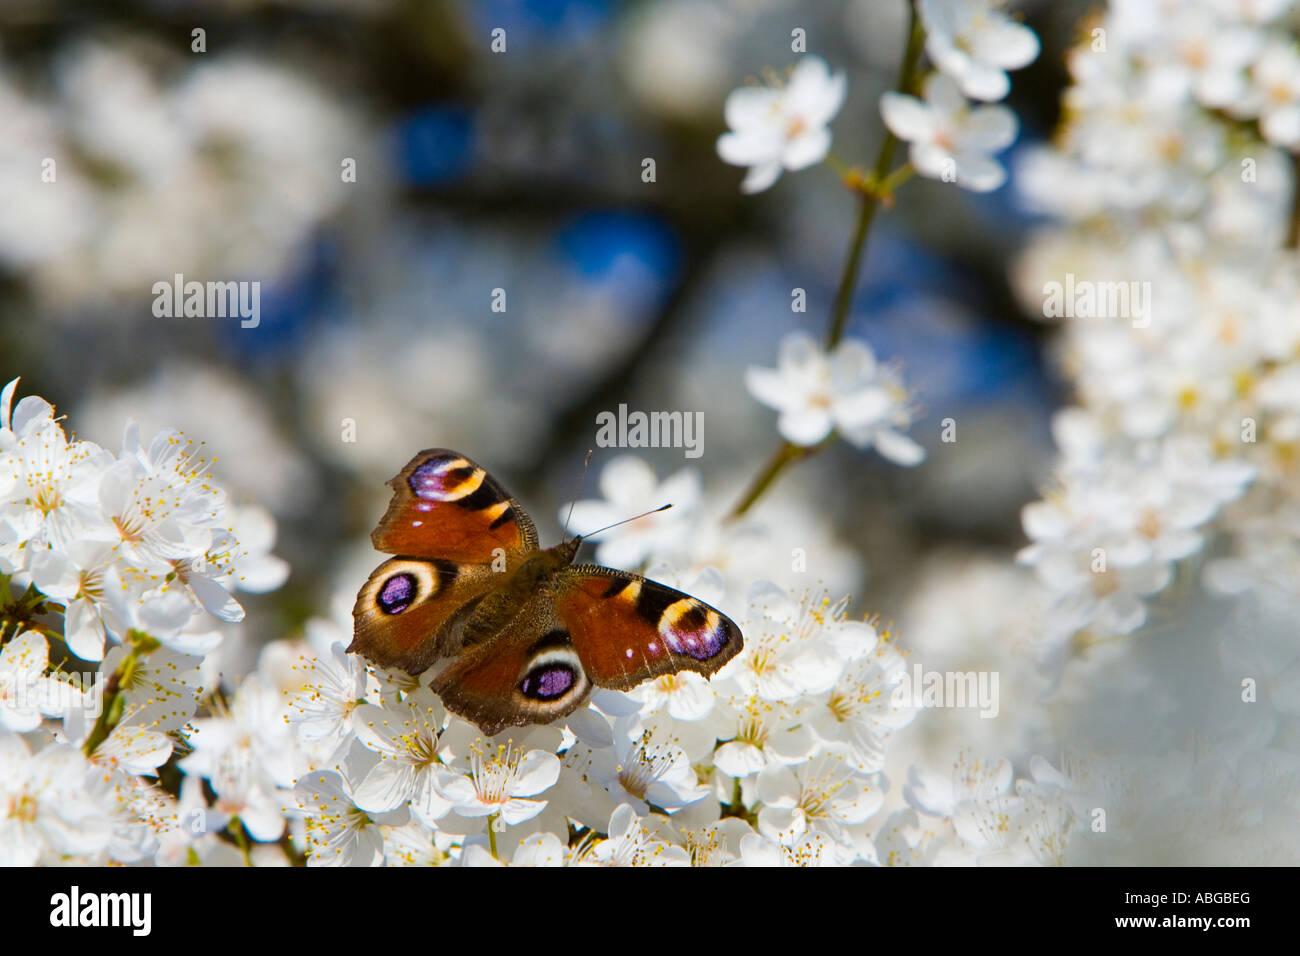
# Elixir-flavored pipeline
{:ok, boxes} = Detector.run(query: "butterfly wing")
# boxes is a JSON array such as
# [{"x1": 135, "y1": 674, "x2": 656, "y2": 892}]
[
  {"x1": 351, "y1": 558, "x2": 505, "y2": 674},
  {"x1": 351, "y1": 450, "x2": 538, "y2": 675},
  {"x1": 369, "y1": 449, "x2": 539, "y2": 563},
  {"x1": 429, "y1": 590, "x2": 593, "y2": 736},
  {"x1": 553, "y1": 565, "x2": 743, "y2": 690}
]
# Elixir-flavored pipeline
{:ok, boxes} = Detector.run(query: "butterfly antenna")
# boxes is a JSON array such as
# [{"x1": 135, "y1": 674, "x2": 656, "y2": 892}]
[
  {"x1": 578, "y1": 504, "x2": 672, "y2": 541},
  {"x1": 562, "y1": 450, "x2": 594, "y2": 543}
]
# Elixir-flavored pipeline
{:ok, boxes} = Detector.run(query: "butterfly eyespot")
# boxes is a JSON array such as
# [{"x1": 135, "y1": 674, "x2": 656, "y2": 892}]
[
  {"x1": 518, "y1": 664, "x2": 577, "y2": 701},
  {"x1": 659, "y1": 600, "x2": 728, "y2": 661},
  {"x1": 377, "y1": 573, "x2": 417, "y2": 614},
  {"x1": 408, "y1": 456, "x2": 485, "y2": 502}
]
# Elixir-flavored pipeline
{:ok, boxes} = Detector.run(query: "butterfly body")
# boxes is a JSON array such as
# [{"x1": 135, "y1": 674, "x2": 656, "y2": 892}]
[{"x1": 350, "y1": 450, "x2": 743, "y2": 736}]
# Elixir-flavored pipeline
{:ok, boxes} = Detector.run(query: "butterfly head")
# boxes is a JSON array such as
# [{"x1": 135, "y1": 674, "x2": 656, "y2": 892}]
[
  {"x1": 542, "y1": 536, "x2": 583, "y2": 569},
  {"x1": 511, "y1": 538, "x2": 582, "y2": 595}
]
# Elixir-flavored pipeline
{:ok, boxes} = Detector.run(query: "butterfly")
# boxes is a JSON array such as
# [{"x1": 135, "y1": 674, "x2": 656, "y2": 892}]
[{"x1": 348, "y1": 449, "x2": 743, "y2": 736}]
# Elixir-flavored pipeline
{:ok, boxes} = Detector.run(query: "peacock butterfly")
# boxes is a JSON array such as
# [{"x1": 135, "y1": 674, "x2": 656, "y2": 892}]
[{"x1": 349, "y1": 449, "x2": 743, "y2": 735}]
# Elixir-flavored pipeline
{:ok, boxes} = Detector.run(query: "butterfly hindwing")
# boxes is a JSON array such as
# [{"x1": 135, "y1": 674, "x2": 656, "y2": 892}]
[
  {"x1": 350, "y1": 557, "x2": 500, "y2": 675},
  {"x1": 370, "y1": 449, "x2": 538, "y2": 564},
  {"x1": 553, "y1": 566, "x2": 743, "y2": 690},
  {"x1": 429, "y1": 591, "x2": 593, "y2": 737}
]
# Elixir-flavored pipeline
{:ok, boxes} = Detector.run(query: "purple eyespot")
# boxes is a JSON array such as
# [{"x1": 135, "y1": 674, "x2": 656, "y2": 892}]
[
  {"x1": 518, "y1": 664, "x2": 576, "y2": 701},
  {"x1": 377, "y1": 573, "x2": 416, "y2": 614},
  {"x1": 409, "y1": 457, "x2": 476, "y2": 501},
  {"x1": 662, "y1": 608, "x2": 728, "y2": 660}
]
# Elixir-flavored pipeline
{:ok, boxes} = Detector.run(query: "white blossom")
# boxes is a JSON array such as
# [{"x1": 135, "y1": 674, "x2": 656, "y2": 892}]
[{"x1": 717, "y1": 56, "x2": 847, "y2": 193}]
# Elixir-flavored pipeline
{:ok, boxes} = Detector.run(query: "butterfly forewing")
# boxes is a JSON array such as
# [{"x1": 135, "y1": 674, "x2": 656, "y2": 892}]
[
  {"x1": 350, "y1": 450, "x2": 538, "y2": 674},
  {"x1": 554, "y1": 566, "x2": 743, "y2": 689},
  {"x1": 370, "y1": 449, "x2": 538, "y2": 563}
]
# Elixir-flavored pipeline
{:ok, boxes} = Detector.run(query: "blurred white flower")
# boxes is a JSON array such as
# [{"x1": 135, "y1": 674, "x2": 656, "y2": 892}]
[
  {"x1": 717, "y1": 56, "x2": 847, "y2": 193},
  {"x1": 1243, "y1": 39, "x2": 1300, "y2": 147},
  {"x1": 0, "y1": 734, "x2": 112, "y2": 865},
  {"x1": 1018, "y1": 437, "x2": 1254, "y2": 647},
  {"x1": 880, "y1": 73, "x2": 1018, "y2": 191},
  {"x1": 918, "y1": 0, "x2": 1041, "y2": 101},
  {"x1": 745, "y1": 331, "x2": 926, "y2": 464},
  {"x1": 1154, "y1": 6, "x2": 1263, "y2": 109},
  {"x1": 79, "y1": 365, "x2": 319, "y2": 519},
  {"x1": 873, "y1": 808, "x2": 935, "y2": 866},
  {"x1": 225, "y1": 506, "x2": 291, "y2": 594},
  {"x1": 0, "y1": 40, "x2": 363, "y2": 307},
  {"x1": 563, "y1": 456, "x2": 700, "y2": 568}
]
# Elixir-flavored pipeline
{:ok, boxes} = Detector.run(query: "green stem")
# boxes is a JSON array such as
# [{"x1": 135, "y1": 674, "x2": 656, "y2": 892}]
[
  {"x1": 726, "y1": 441, "x2": 817, "y2": 522},
  {"x1": 728, "y1": 4, "x2": 926, "y2": 522},
  {"x1": 231, "y1": 817, "x2": 254, "y2": 867},
  {"x1": 874, "y1": 161, "x2": 916, "y2": 199},
  {"x1": 1287, "y1": 152, "x2": 1300, "y2": 249},
  {"x1": 824, "y1": 151, "x2": 853, "y2": 178},
  {"x1": 827, "y1": 4, "x2": 924, "y2": 350},
  {"x1": 279, "y1": 832, "x2": 307, "y2": 867},
  {"x1": 488, "y1": 813, "x2": 500, "y2": 860},
  {"x1": 0, "y1": 576, "x2": 59, "y2": 648},
  {"x1": 82, "y1": 631, "x2": 155, "y2": 757},
  {"x1": 720, "y1": 775, "x2": 760, "y2": 826},
  {"x1": 826, "y1": 190, "x2": 878, "y2": 351}
]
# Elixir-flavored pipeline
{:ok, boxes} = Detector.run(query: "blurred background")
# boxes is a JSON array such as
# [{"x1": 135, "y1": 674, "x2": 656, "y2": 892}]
[{"x1": 0, "y1": 0, "x2": 1090, "y2": 686}]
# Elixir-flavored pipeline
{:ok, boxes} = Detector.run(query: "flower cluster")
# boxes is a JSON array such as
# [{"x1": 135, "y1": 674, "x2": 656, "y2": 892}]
[
  {"x1": 882, "y1": 0, "x2": 1038, "y2": 191},
  {"x1": 716, "y1": 1, "x2": 1037, "y2": 196},
  {"x1": 985, "y1": 0, "x2": 1300, "y2": 864},
  {"x1": 1012, "y1": 0, "x2": 1300, "y2": 658},
  {"x1": 0, "y1": 375, "x2": 924, "y2": 866},
  {"x1": 718, "y1": 2, "x2": 1044, "y2": 488},
  {"x1": 272, "y1": 567, "x2": 917, "y2": 866},
  {"x1": 0, "y1": 378, "x2": 286, "y2": 661},
  {"x1": 0, "y1": 379, "x2": 286, "y2": 864},
  {"x1": 0, "y1": 40, "x2": 358, "y2": 309},
  {"x1": 886, "y1": 752, "x2": 1082, "y2": 866}
]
